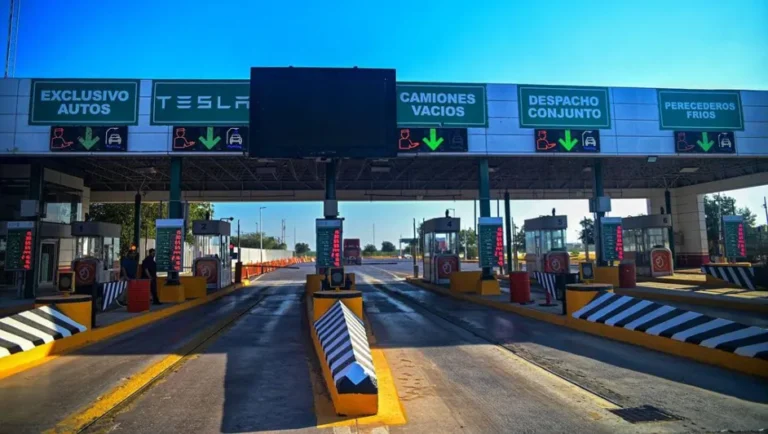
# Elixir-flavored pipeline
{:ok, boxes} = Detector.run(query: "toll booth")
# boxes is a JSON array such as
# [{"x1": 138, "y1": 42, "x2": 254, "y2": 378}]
[
  {"x1": 524, "y1": 216, "x2": 568, "y2": 273},
  {"x1": 71, "y1": 221, "x2": 121, "y2": 289},
  {"x1": 192, "y1": 220, "x2": 232, "y2": 290},
  {"x1": 622, "y1": 215, "x2": 674, "y2": 277},
  {"x1": 422, "y1": 217, "x2": 460, "y2": 284}
]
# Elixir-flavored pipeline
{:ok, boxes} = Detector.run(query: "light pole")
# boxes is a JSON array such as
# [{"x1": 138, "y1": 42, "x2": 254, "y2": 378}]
[{"x1": 259, "y1": 206, "x2": 266, "y2": 263}]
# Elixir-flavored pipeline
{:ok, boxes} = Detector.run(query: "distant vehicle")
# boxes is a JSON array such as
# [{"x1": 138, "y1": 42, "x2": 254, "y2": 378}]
[
  {"x1": 343, "y1": 238, "x2": 362, "y2": 265},
  {"x1": 107, "y1": 134, "x2": 122, "y2": 145},
  {"x1": 403, "y1": 254, "x2": 412, "y2": 259}
]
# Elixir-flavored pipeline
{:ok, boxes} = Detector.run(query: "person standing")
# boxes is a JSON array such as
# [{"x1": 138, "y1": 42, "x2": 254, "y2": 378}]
[{"x1": 142, "y1": 249, "x2": 161, "y2": 305}]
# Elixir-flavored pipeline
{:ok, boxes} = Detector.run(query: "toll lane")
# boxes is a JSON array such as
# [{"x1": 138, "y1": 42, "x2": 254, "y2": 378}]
[
  {"x1": 358, "y1": 264, "x2": 768, "y2": 432},
  {"x1": 0, "y1": 280, "x2": 269, "y2": 433},
  {"x1": 354, "y1": 271, "x2": 629, "y2": 433},
  {"x1": 83, "y1": 268, "x2": 323, "y2": 434}
]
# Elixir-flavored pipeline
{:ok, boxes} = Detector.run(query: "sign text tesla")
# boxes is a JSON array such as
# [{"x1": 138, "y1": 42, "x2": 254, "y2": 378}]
[{"x1": 151, "y1": 81, "x2": 249, "y2": 125}]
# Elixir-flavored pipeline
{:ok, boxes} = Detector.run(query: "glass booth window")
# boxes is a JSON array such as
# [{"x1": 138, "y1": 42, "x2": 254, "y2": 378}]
[
  {"x1": 525, "y1": 231, "x2": 536, "y2": 254},
  {"x1": 551, "y1": 229, "x2": 566, "y2": 250},
  {"x1": 647, "y1": 228, "x2": 667, "y2": 249},
  {"x1": 76, "y1": 236, "x2": 102, "y2": 259}
]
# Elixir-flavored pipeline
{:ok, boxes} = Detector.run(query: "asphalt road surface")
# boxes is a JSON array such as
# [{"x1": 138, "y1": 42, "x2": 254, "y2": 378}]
[{"x1": 2, "y1": 263, "x2": 766, "y2": 433}]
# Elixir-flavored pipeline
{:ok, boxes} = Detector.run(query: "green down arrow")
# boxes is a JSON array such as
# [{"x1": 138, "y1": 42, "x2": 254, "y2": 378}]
[
  {"x1": 78, "y1": 127, "x2": 100, "y2": 150},
  {"x1": 558, "y1": 130, "x2": 578, "y2": 151},
  {"x1": 422, "y1": 128, "x2": 444, "y2": 151},
  {"x1": 697, "y1": 132, "x2": 714, "y2": 152},
  {"x1": 199, "y1": 127, "x2": 221, "y2": 150}
]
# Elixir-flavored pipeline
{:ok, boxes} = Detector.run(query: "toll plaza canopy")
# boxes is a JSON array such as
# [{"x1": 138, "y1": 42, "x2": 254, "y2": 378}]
[{"x1": 0, "y1": 78, "x2": 767, "y2": 202}]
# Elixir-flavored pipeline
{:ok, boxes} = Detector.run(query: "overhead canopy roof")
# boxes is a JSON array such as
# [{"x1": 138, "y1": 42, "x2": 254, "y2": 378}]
[{"x1": 32, "y1": 156, "x2": 768, "y2": 197}]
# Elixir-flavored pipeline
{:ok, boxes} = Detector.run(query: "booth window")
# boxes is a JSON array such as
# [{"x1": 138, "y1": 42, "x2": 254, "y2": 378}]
[
  {"x1": 525, "y1": 231, "x2": 536, "y2": 254},
  {"x1": 551, "y1": 229, "x2": 566, "y2": 250},
  {"x1": 647, "y1": 228, "x2": 667, "y2": 249}
]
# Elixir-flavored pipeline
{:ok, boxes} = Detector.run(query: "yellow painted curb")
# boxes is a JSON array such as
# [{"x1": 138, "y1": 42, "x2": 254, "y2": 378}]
[
  {"x1": 404, "y1": 278, "x2": 768, "y2": 379},
  {"x1": 615, "y1": 287, "x2": 768, "y2": 314},
  {"x1": 0, "y1": 279, "x2": 252, "y2": 381},
  {"x1": 47, "y1": 285, "x2": 263, "y2": 434}
]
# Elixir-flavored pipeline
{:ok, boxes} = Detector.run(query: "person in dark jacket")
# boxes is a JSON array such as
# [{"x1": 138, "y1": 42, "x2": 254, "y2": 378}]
[{"x1": 142, "y1": 249, "x2": 161, "y2": 305}]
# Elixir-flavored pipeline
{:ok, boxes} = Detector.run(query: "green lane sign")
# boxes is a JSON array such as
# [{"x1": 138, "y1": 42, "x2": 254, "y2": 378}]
[
  {"x1": 316, "y1": 219, "x2": 342, "y2": 268},
  {"x1": 722, "y1": 215, "x2": 747, "y2": 258},
  {"x1": 151, "y1": 81, "x2": 249, "y2": 125},
  {"x1": 397, "y1": 83, "x2": 487, "y2": 127},
  {"x1": 519, "y1": 85, "x2": 611, "y2": 129},
  {"x1": 478, "y1": 217, "x2": 504, "y2": 269},
  {"x1": 600, "y1": 217, "x2": 624, "y2": 262},
  {"x1": 155, "y1": 219, "x2": 184, "y2": 273},
  {"x1": 658, "y1": 90, "x2": 743, "y2": 131},
  {"x1": 5, "y1": 222, "x2": 34, "y2": 271},
  {"x1": 29, "y1": 80, "x2": 139, "y2": 125}
]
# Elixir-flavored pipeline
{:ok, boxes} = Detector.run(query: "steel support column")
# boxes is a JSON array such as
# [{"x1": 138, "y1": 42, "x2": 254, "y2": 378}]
[
  {"x1": 479, "y1": 159, "x2": 492, "y2": 279},
  {"x1": 23, "y1": 163, "x2": 44, "y2": 299},
  {"x1": 593, "y1": 159, "x2": 606, "y2": 266},
  {"x1": 133, "y1": 192, "x2": 141, "y2": 250},
  {"x1": 168, "y1": 157, "x2": 182, "y2": 285},
  {"x1": 504, "y1": 191, "x2": 513, "y2": 274},
  {"x1": 665, "y1": 189, "x2": 675, "y2": 261}
]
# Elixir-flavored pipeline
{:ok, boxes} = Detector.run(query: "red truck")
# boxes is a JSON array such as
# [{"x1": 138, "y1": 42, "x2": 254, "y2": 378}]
[{"x1": 343, "y1": 239, "x2": 362, "y2": 265}]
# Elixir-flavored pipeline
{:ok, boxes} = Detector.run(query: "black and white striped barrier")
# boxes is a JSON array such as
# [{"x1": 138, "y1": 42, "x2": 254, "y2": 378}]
[
  {"x1": 100, "y1": 281, "x2": 128, "y2": 312},
  {"x1": 533, "y1": 271, "x2": 558, "y2": 301},
  {"x1": 701, "y1": 265, "x2": 757, "y2": 290},
  {"x1": 0, "y1": 305, "x2": 87, "y2": 358},
  {"x1": 572, "y1": 292, "x2": 768, "y2": 360},
  {"x1": 314, "y1": 301, "x2": 378, "y2": 394}
]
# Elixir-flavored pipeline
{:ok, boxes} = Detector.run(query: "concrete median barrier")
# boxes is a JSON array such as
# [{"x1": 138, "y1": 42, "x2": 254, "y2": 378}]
[
  {"x1": 180, "y1": 276, "x2": 207, "y2": 299},
  {"x1": 701, "y1": 264, "x2": 760, "y2": 290},
  {"x1": 449, "y1": 271, "x2": 481, "y2": 293},
  {"x1": 0, "y1": 305, "x2": 87, "y2": 359},
  {"x1": 311, "y1": 300, "x2": 378, "y2": 416},
  {"x1": 571, "y1": 292, "x2": 768, "y2": 376}
]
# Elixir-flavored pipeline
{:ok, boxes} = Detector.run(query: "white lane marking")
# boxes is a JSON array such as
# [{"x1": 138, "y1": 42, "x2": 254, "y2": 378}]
[
  {"x1": 571, "y1": 292, "x2": 613, "y2": 318},
  {"x1": 624, "y1": 305, "x2": 675, "y2": 331},
  {"x1": 19, "y1": 310, "x2": 72, "y2": 337},
  {"x1": 700, "y1": 327, "x2": 767, "y2": 349},
  {"x1": 38, "y1": 306, "x2": 87, "y2": 332},
  {"x1": 0, "y1": 329, "x2": 35, "y2": 351},
  {"x1": 604, "y1": 300, "x2": 654, "y2": 326},
  {"x1": 645, "y1": 311, "x2": 702, "y2": 336},
  {"x1": 0, "y1": 317, "x2": 54, "y2": 343},
  {"x1": 735, "y1": 341, "x2": 768, "y2": 357},
  {"x1": 355, "y1": 272, "x2": 414, "y2": 313},
  {"x1": 586, "y1": 296, "x2": 634, "y2": 322},
  {"x1": 671, "y1": 318, "x2": 732, "y2": 342}
]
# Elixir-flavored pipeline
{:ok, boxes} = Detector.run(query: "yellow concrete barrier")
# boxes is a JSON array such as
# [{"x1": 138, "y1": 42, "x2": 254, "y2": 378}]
[
  {"x1": 449, "y1": 271, "x2": 481, "y2": 293},
  {"x1": 180, "y1": 276, "x2": 207, "y2": 299},
  {"x1": 565, "y1": 284, "x2": 613, "y2": 316},
  {"x1": 158, "y1": 280, "x2": 185, "y2": 303},
  {"x1": 346, "y1": 273, "x2": 357, "y2": 290},
  {"x1": 476, "y1": 278, "x2": 501, "y2": 295},
  {"x1": 310, "y1": 300, "x2": 378, "y2": 417},
  {"x1": 594, "y1": 266, "x2": 620, "y2": 287},
  {"x1": 313, "y1": 290, "x2": 364, "y2": 321},
  {"x1": 35, "y1": 294, "x2": 93, "y2": 331},
  {"x1": 306, "y1": 274, "x2": 324, "y2": 295}
]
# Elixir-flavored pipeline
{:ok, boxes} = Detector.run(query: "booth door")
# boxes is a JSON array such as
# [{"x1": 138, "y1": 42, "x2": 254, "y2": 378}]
[{"x1": 38, "y1": 240, "x2": 58, "y2": 287}]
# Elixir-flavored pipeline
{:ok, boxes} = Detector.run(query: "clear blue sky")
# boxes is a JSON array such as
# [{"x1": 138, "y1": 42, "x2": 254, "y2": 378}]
[{"x1": 5, "y1": 0, "x2": 767, "y2": 247}]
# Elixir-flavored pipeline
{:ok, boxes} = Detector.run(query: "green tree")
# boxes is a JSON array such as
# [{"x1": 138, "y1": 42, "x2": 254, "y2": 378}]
[
  {"x1": 458, "y1": 229, "x2": 477, "y2": 259},
  {"x1": 513, "y1": 228, "x2": 526, "y2": 253},
  {"x1": 381, "y1": 241, "x2": 396, "y2": 252},
  {"x1": 705, "y1": 194, "x2": 738, "y2": 255},
  {"x1": 233, "y1": 232, "x2": 286, "y2": 250},
  {"x1": 363, "y1": 244, "x2": 377, "y2": 256},
  {"x1": 579, "y1": 217, "x2": 595, "y2": 261},
  {"x1": 294, "y1": 242, "x2": 310, "y2": 255}
]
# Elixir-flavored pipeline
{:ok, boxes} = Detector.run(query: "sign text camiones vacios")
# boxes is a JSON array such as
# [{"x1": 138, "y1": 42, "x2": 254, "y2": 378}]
[
  {"x1": 518, "y1": 85, "x2": 611, "y2": 129},
  {"x1": 29, "y1": 80, "x2": 140, "y2": 125},
  {"x1": 396, "y1": 83, "x2": 487, "y2": 127}
]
